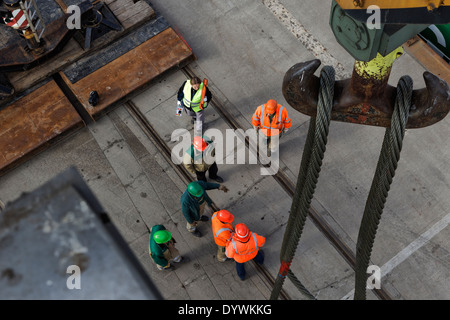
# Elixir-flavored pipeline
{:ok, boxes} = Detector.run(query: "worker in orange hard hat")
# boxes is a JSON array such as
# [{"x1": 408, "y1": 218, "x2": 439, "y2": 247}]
[
  {"x1": 225, "y1": 223, "x2": 265, "y2": 281},
  {"x1": 211, "y1": 210, "x2": 234, "y2": 262},
  {"x1": 183, "y1": 135, "x2": 224, "y2": 183},
  {"x1": 252, "y1": 99, "x2": 291, "y2": 155}
]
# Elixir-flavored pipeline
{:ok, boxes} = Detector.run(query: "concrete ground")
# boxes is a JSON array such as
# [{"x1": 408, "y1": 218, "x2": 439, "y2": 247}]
[{"x1": 0, "y1": 0, "x2": 449, "y2": 300}]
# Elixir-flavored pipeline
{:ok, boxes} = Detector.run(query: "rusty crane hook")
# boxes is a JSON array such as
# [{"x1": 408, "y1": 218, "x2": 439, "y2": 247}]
[{"x1": 283, "y1": 58, "x2": 450, "y2": 129}]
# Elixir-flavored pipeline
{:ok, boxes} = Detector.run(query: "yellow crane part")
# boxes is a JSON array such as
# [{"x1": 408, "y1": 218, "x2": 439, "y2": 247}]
[
  {"x1": 336, "y1": 0, "x2": 448, "y2": 11},
  {"x1": 354, "y1": 47, "x2": 404, "y2": 80}
]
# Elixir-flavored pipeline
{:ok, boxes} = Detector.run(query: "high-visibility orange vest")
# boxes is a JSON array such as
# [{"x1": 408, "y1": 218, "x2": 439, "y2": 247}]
[
  {"x1": 252, "y1": 103, "x2": 291, "y2": 137},
  {"x1": 225, "y1": 232, "x2": 265, "y2": 263},
  {"x1": 211, "y1": 212, "x2": 233, "y2": 247}
]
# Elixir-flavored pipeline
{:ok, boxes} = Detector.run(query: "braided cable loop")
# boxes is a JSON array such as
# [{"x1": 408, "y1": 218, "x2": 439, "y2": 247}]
[
  {"x1": 287, "y1": 270, "x2": 316, "y2": 300},
  {"x1": 270, "y1": 66, "x2": 335, "y2": 300},
  {"x1": 280, "y1": 119, "x2": 316, "y2": 260},
  {"x1": 354, "y1": 76, "x2": 413, "y2": 300}
]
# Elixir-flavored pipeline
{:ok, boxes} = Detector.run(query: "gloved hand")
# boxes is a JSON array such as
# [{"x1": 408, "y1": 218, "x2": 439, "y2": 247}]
[
  {"x1": 218, "y1": 185, "x2": 229, "y2": 193},
  {"x1": 176, "y1": 101, "x2": 183, "y2": 116},
  {"x1": 283, "y1": 128, "x2": 289, "y2": 134},
  {"x1": 203, "y1": 97, "x2": 208, "y2": 102}
]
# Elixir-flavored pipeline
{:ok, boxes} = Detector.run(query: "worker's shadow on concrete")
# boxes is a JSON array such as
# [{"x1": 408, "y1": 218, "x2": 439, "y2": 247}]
[{"x1": 177, "y1": 229, "x2": 228, "y2": 266}]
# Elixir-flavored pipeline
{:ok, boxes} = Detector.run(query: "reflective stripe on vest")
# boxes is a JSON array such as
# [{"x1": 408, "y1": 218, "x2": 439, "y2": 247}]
[
  {"x1": 215, "y1": 227, "x2": 233, "y2": 240},
  {"x1": 212, "y1": 212, "x2": 232, "y2": 241},
  {"x1": 182, "y1": 81, "x2": 203, "y2": 112},
  {"x1": 260, "y1": 104, "x2": 270, "y2": 130},
  {"x1": 231, "y1": 233, "x2": 258, "y2": 257},
  {"x1": 278, "y1": 106, "x2": 284, "y2": 124}
]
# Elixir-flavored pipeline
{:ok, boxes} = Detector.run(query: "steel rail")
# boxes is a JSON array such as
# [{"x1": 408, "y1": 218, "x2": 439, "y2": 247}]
[{"x1": 180, "y1": 66, "x2": 392, "y2": 300}]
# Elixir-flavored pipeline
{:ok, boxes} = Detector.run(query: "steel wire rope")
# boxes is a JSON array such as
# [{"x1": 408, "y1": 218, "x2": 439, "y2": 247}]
[
  {"x1": 353, "y1": 75, "x2": 413, "y2": 300},
  {"x1": 270, "y1": 65, "x2": 335, "y2": 300}
]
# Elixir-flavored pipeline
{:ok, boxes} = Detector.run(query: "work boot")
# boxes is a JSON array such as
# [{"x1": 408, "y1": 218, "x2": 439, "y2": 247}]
[
  {"x1": 211, "y1": 176, "x2": 224, "y2": 183},
  {"x1": 200, "y1": 215, "x2": 209, "y2": 222},
  {"x1": 221, "y1": 257, "x2": 232, "y2": 262},
  {"x1": 163, "y1": 264, "x2": 175, "y2": 271},
  {"x1": 192, "y1": 229, "x2": 202, "y2": 237}
]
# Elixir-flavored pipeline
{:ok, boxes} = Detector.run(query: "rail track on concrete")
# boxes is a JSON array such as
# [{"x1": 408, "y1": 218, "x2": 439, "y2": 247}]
[
  {"x1": 124, "y1": 64, "x2": 392, "y2": 300},
  {"x1": 124, "y1": 99, "x2": 291, "y2": 300},
  {"x1": 181, "y1": 65, "x2": 392, "y2": 300}
]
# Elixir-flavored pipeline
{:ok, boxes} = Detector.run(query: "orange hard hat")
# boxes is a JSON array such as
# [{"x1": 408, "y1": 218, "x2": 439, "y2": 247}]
[
  {"x1": 266, "y1": 99, "x2": 277, "y2": 113},
  {"x1": 193, "y1": 136, "x2": 207, "y2": 151},
  {"x1": 217, "y1": 210, "x2": 234, "y2": 223},
  {"x1": 235, "y1": 223, "x2": 250, "y2": 241}
]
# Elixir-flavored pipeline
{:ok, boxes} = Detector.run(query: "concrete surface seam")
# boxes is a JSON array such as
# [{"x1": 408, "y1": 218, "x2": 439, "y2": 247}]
[
  {"x1": 109, "y1": 111, "x2": 178, "y2": 219},
  {"x1": 150, "y1": 92, "x2": 179, "y2": 113},
  {"x1": 262, "y1": 0, "x2": 350, "y2": 80},
  {"x1": 312, "y1": 197, "x2": 357, "y2": 248},
  {"x1": 128, "y1": 231, "x2": 152, "y2": 247},
  {"x1": 223, "y1": 175, "x2": 267, "y2": 209},
  {"x1": 87, "y1": 124, "x2": 154, "y2": 235},
  {"x1": 314, "y1": 272, "x2": 354, "y2": 298}
]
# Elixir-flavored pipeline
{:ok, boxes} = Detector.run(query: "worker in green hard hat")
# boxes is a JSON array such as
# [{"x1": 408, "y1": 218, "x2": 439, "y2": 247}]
[
  {"x1": 181, "y1": 180, "x2": 228, "y2": 237},
  {"x1": 149, "y1": 225, "x2": 182, "y2": 271}
]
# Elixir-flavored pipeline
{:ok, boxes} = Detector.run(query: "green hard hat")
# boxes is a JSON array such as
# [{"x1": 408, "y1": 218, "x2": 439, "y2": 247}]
[
  {"x1": 187, "y1": 182, "x2": 204, "y2": 197},
  {"x1": 153, "y1": 230, "x2": 172, "y2": 244}
]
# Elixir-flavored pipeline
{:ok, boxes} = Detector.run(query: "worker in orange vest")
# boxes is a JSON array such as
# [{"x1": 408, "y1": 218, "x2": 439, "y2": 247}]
[
  {"x1": 252, "y1": 99, "x2": 291, "y2": 155},
  {"x1": 225, "y1": 223, "x2": 265, "y2": 281},
  {"x1": 211, "y1": 210, "x2": 234, "y2": 262}
]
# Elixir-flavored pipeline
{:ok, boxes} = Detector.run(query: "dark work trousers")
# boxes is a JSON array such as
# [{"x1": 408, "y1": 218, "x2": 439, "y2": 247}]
[
  {"x1": 235, "y1": 250, "x2": 264, "y2": 280},
  {"x1": 195, "y1": 162, "x2": 219, "y2": 182}
]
